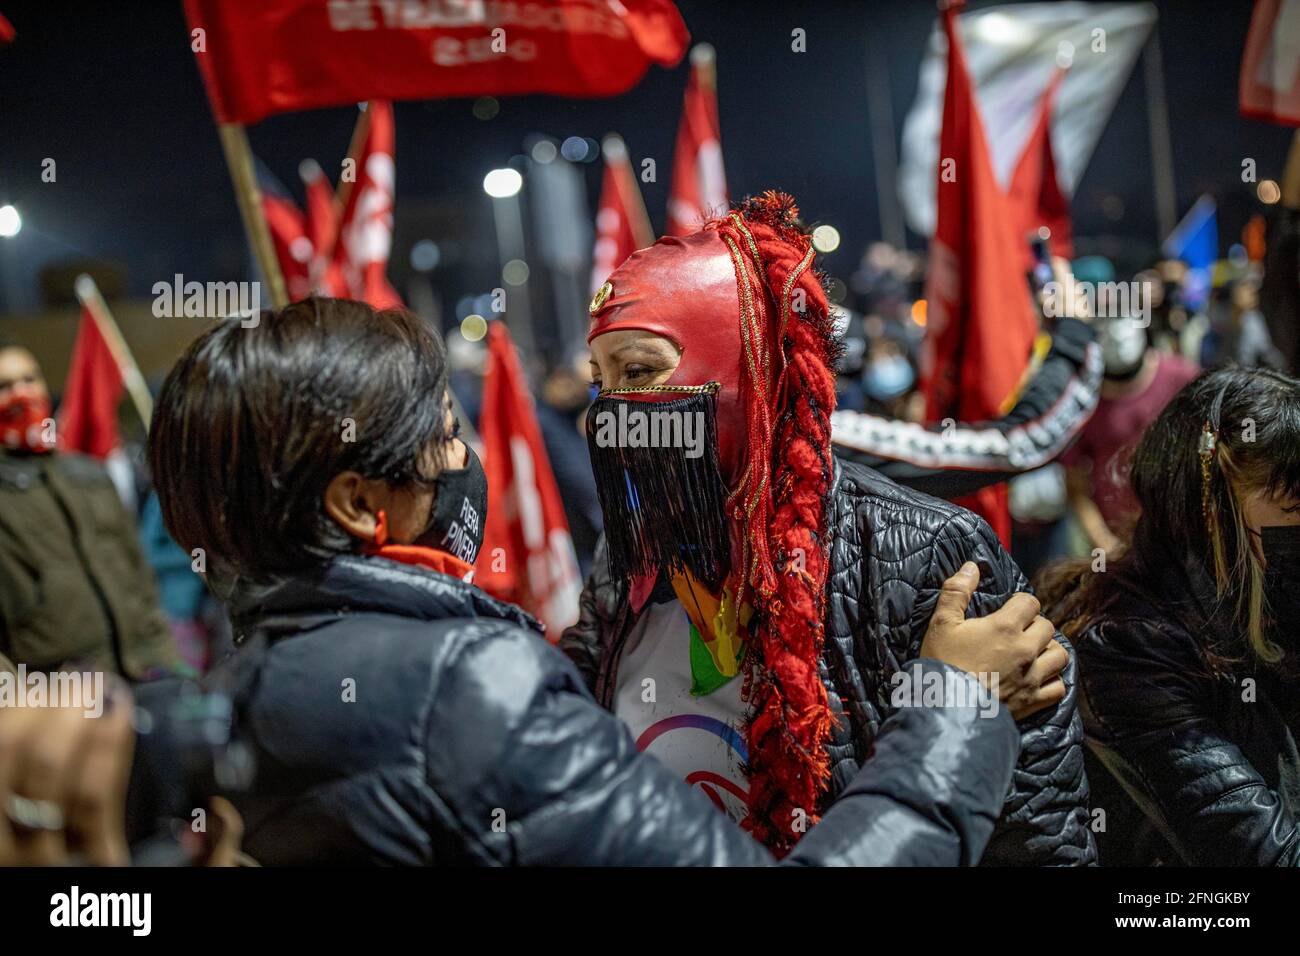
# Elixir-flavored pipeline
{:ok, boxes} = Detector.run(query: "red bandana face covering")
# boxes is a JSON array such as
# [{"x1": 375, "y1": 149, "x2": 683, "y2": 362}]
[{"x1": 0, "y1": 394, "x2": 54, "y2": 453}]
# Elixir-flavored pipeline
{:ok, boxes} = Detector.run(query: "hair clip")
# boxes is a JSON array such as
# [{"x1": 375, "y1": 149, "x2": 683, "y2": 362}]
[{"x1": 1198, "y1": 421, "x2": 1218, "y2": 460}]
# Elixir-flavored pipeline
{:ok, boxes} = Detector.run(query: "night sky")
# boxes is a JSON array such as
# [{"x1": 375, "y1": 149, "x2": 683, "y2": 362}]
[{"x1": 0, "y1": 0, "x2": 1291, "y2": 325}]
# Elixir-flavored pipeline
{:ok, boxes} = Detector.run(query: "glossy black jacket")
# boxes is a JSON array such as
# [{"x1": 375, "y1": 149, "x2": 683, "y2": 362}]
[
  {"x1": 1075, "y1": 549, "x2": 1300, "y2": 866},
  {"x1": 561, "y1": 458, "x2": 1098, "y2": 865},
  {"x1": 208, "y1": 552, "x2": 1021, "y2": 865}
]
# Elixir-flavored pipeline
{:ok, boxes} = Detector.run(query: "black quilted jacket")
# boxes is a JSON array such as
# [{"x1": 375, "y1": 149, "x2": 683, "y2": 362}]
[
  {"x1": 211, "y1": 552, "x2": 1021, "y2": 865},
  {"x1": 560, "y1": 457, "x2": 1097, "y2": 865},
  {"x1": 1075, "y1": 550, "x2": 1300, "y2": 866}
]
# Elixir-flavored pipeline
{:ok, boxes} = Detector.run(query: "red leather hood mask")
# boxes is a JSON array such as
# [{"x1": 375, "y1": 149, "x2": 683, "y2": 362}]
[{"x1": 588, "y1": 229, "x2": 748, "y2": 486}]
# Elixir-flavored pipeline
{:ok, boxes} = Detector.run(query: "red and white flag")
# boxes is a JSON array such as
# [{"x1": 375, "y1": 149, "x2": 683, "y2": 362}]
[
  {"x1": 332, "y1": 101, "x2": 404, "y2": 310},
  {"x1": 1007, "y1": 67, "x2": 1073, "y2": 270},
  {"x1": 666, "y1": 44, "x2": 727, "y2": 236},
  {"x1": 921, "y1": 4, "x2": 1040, "y2": 547},
  {"x1": 474, "y1": 322, "x2": 582, "y2": 638},
  {"x1": 1240, "y1": 0, "x2": 1300, "y2": 125},
  {"x1": 260, "y1": 187, "x2": 315, "y2": 301},
  {"x1": 298, "y1": 159, "x2": 349, "y2": 297},
  {"x1": 58, "y1": 305, "x2": 125, "y2": 459},
  {"x1": 899, "y1": 2, "x2": 1155, "y2": 236},
  {"x1": 184, "y1": 0, "x2": 688, "y2": 126},
  {"x1": 592, "y1": 134, "x2": 655, "y2": 293}
]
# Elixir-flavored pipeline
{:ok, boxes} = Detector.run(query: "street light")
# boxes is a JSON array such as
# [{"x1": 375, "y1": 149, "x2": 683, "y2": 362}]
[
  {"x1": 0, "y1": 205, "x2": 21, "y2": 238},
  {"x1": 482, "y1": 165, "x2": 533, "y2": 355},
  {"x1": 482, "y1": 168, "x2": 522, "y2": 199}
]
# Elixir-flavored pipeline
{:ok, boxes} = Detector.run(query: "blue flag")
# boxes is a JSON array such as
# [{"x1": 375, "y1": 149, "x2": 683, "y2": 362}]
[{"x1": 1162, "y1": 195, "x2": 1217, "y2": 310}]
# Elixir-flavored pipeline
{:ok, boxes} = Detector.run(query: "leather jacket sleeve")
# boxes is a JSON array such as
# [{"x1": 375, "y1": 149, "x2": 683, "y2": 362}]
[
  {"x1": 431, "y1": 625, "x2": 1019, "y2": 865},
  {"x1": 831, "y1": 317, "x2": 1101, "y2": 498},
  {"x1": 922, "y1": 509, "x2": 1097, "y2": 865},
  {"x1": 558, "y1": 537, "x2": 611, "y2": 693},
  {"x1": 1079, "y1": 618, "x2": 1300, "y2": 866}
]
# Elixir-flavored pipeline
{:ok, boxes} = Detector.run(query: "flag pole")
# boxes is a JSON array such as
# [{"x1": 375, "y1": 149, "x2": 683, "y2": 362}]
[
  {"x1": 334, "y1": 103, "x2": 373, "y2": 219},
  {"x1": 311, "y1": 103, "x2": 373, "y2": 272},
  {"x1": 1142, "y1": 30, "x2": 1177, "y2": 243},
  {"x1": 865, "y1": 29, "x2": 906, "y2": 249},
  {"x1": 73, "y1": 274, "x2": 154, "y2": 432},
  {"x1": 217, "y1": 123, "x2": 289, "y2": 309},
  {"x1": 604, "y1": 134, "x2": 655, "y2": 248}
]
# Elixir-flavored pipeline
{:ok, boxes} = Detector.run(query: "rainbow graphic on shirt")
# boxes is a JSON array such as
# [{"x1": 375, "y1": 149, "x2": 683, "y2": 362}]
[{"x1": 636, "y1": 714, "x2": 749, "y2": 815}]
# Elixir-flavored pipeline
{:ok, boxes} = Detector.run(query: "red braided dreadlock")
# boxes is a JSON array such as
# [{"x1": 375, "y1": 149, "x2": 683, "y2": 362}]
[{"x1": 703, "y1": 192, "x2": 839, "y2": 854}]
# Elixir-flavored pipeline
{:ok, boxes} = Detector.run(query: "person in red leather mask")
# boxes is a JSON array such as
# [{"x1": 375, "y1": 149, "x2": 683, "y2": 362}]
[{"x1": 564, "y1": 193, "x2": 1095, "y2": 863}]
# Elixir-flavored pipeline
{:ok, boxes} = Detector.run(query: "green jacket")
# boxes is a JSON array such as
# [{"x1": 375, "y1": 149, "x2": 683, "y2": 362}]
[{"x1": 0, "y1": 450, "x2": 178, "y2": 679}]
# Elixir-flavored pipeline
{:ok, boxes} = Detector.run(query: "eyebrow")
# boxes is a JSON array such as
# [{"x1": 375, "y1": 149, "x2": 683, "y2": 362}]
[{"x1": 608, "y1": 342, "x2": 676, "y2": 361}]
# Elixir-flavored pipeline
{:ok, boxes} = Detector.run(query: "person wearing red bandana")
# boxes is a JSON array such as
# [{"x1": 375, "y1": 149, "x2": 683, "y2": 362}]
[
  {"x1": 564, "y1": 193, "x2": 1096, "y2": 862},
  {"x1": 0, "y1": 340, "x2": 177, "y2": 679}
]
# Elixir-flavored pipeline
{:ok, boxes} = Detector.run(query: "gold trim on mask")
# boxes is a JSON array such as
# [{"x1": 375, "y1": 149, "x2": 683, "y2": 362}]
[{"x1": 596, "y1": 381, "x2": 721, "y2": 399}]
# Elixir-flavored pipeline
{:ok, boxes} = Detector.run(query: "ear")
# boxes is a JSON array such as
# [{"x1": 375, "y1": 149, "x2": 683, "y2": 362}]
[{"x1": 323, "y1": 470, "x2": 386, "y2": 543}]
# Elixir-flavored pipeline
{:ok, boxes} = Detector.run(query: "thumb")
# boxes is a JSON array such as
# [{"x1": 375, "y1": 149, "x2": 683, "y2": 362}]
[{"x1": 933, "y1": 562, "x2": 980, "y2": 626}]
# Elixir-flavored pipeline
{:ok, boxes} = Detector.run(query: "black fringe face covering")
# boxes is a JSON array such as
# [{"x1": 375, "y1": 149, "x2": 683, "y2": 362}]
[{"x1": 586, "y1": 388, "x2": 731, "y2": 590}]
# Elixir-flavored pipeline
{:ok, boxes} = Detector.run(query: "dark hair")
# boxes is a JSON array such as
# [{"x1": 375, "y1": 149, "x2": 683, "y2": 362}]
[
  {"x1": 1039, "y1": 365, "x2": 1300, "y2": 670},
  {"x1": 148, "y1": 297, "x2": 450, "y2": 581}
]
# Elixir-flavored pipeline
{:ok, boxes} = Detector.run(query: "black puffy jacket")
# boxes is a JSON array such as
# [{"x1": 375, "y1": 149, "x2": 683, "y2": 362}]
[
  {"x1": 209, "y1": 552, "x2": 1021, "y2": 865},
  {"x1": 561, "y1": 457, "x2": 1097, "y2": 865},
  {"x1": 1075, "y1": 550, "x2": 1300, "y2": 866}
]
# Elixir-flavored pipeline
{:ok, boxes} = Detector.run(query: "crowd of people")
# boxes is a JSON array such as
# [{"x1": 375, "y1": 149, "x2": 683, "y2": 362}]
[{"x1": 2, "y1": 177, "x2": 1300, "y2": 868}]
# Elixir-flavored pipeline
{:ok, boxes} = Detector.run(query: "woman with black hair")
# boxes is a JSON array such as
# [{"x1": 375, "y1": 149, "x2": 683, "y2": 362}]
[
  {"x1": 1040, "y1": 365, "x2": 1300, "y2": 866},
  {"x1": 147, "y1": 296, "x2": 1053, "y2": 866}
]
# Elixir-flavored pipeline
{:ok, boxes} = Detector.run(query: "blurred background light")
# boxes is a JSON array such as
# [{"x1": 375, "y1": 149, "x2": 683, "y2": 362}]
[{"x1": 483, "y1": 167, "x2": 523, "y2": 199}]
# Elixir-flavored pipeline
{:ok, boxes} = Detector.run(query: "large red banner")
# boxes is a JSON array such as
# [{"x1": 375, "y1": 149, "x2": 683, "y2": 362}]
[{"x1": 184, "y1": 0, "x2": 689, "y2": 125}]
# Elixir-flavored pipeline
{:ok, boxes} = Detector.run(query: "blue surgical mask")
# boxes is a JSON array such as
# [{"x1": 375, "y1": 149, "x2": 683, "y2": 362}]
[{"x1": 863, "y1": 355, "x2": 915, "y2": 402}]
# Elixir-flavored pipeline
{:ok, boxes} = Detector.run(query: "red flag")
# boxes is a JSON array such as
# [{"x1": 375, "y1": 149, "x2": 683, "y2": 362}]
[
  {"x1": 0, "y1": 12, "x2": 15, "y2": 47},
  {"x1": 300, "y1": 159, "x2": 336, "y2": 256},
  {"x1": 333, "y1": 101, "x2": 404, "y2": 310},
  {"x1": 1008, "y1": 68, "x2": 1073, "y2": 270},
  {"x1": 474, "y1": 322, "x2": 582, "y2": 638},
  {"x1": 184, "y1": 0, "x2": 689, "y2": 126},
  {"x1": 1240, "y1": 0, "x2": 1300, "y2": 125},
  {"x1": 300, "y1": 159, "x2": 349, "y2": 297},
  {"x1": 666, "y1": 44, "x2": 727, "y2": 236},
  {"x1": 58, "y1": 306, "x2": 124, "y2": 459},
  {"x1": 260, "y1": 189, "x2": 315, "y2": 301},
  {"x1": 591, "y1": 134, "x2": 654, "y2": 293},
  {"x1": 920, "y1": 5, "x2": 1039, "y2": 547}
]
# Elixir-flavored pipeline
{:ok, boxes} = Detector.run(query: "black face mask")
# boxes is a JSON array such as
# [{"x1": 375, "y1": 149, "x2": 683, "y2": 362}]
[
  {"x1": 1262, "y1": 525, "x2": 1300, "y2": 642},
  {"x1": 585, "y1": 390, "x2": 730, "y2": 590},
  {"x1": 414, "y1": 443, "x2": 489, "y2": 565}
]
